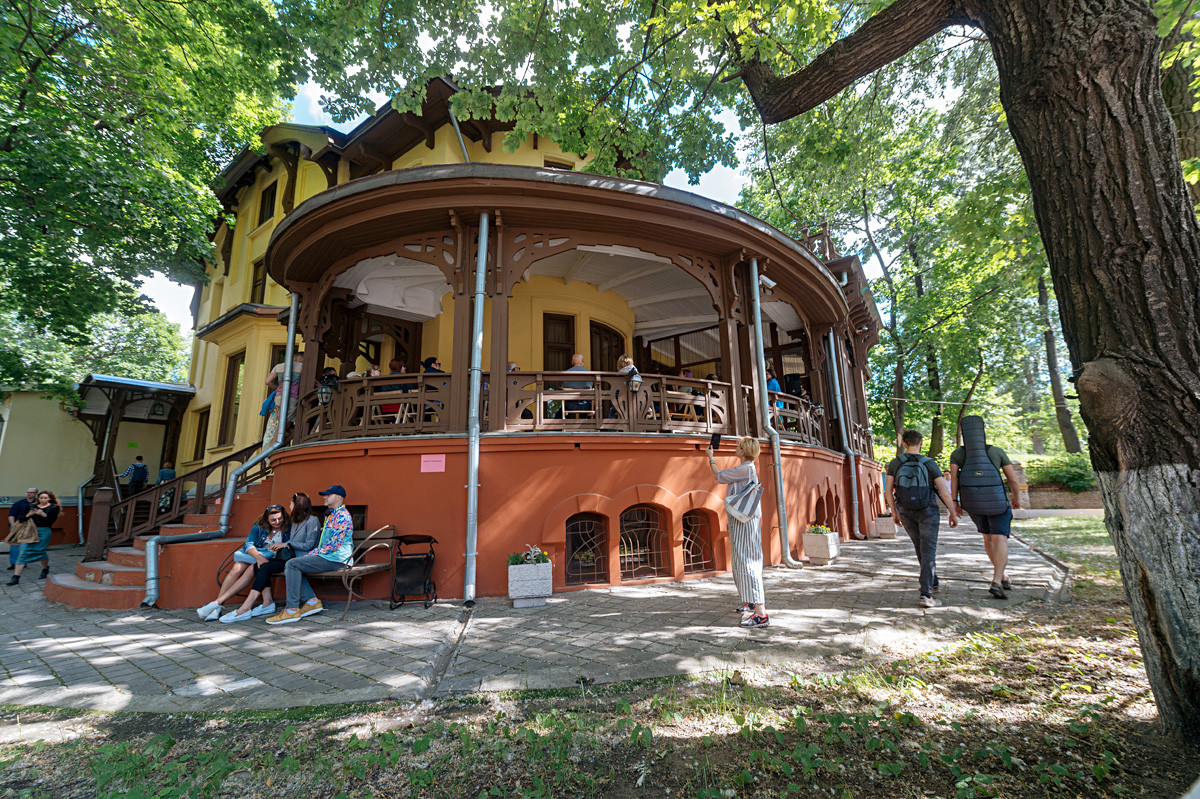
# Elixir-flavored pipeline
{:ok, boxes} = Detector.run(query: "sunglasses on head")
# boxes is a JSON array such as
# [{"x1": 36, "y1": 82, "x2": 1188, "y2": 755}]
[{"x1": 266, "y1": 504, "x2": 284, "y2": 512}]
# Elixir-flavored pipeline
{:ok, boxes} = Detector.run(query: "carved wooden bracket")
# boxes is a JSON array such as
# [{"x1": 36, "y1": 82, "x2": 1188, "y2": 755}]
[{"x1": 267, "y1": 143, "x2": 300, "y2": 214}]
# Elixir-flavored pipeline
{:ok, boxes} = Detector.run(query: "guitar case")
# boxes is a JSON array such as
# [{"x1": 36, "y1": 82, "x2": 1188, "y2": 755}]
[{"x1": 957, "y1": 415, "x2": 1010, "y2": 516}]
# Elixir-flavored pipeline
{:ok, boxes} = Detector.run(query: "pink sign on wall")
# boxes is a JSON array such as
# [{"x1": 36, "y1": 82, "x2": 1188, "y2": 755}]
[{"x1": 420, "y1": 454, "x2": 446, "y2": 473}]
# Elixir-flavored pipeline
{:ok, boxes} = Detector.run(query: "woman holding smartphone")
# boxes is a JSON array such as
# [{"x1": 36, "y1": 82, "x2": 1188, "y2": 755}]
[{"x1": 705, "y1": 436, "x2": 769, "y2": 628}]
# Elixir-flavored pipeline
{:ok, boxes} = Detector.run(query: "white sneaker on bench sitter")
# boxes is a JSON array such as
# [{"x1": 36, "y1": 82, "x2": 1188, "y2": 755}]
[
  {"x1": 300, "y1": 599, "x2": 323, "y2": 617},
  {"x1": 220, "y1": 608, "x2": 254, "y2": 624},
  {"x1": 250, "y1": 603, "x2": 276, "y2": 618},
  {"x1": 197, "y1": 601, "x2": 221, "y2": 621}
]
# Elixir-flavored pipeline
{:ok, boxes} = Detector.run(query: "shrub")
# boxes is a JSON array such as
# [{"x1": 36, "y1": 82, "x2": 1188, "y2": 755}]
[{"x1": 1022, "y1": 453, "x2": 1097, "y2": 493}]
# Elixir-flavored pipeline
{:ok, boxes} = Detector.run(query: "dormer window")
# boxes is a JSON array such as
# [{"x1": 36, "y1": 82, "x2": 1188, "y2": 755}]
[
  {"x1": 544, "y1": 157, "x2": 574, "y2": 171},
  {"x1": 257, "y1": 181, "x2": 277, "y2": 227}
]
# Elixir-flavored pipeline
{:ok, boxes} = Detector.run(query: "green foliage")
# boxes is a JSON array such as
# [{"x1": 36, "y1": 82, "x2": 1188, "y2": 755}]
[
  {"x1": 0, "y1": 0, "x2": 297, "y2": 389},
  {"x1": 507, "y1": 544, "x2": 551, "y2": 565},
  {"x1": 1021, "y1": 453, "x2": 1097, "y2": 493},
  {"x1": 0, "y1": 309, "x2": 190, "y2": 394}
]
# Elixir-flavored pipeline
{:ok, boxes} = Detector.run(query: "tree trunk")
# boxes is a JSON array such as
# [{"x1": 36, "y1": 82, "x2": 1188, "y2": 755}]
[
  {"x1": 1021, "y1": 356, "x2": 1046, "y2": 454},
  {"x1": 740, "y1": 0, "x2": 1200, "y2": 739},
  {"x1": 978, "y1": 0, "x2": 1200, "y2": 739},
  {"x1": 1038, "y1": 274, "x2": 1082, "y2": 453},
  {"x1": 914, "y1": 270, "x2": 945, "y2": 457}
]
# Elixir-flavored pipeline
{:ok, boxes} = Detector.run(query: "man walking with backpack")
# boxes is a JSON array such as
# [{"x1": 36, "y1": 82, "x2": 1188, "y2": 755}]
[
  {"x1": 885, "y1": 429, "x2": 958, "y2": 608},
  {"x1": 948, "y1": 416, "x2": 1022, "y2": 600},
  {"x1": 119, "y1": 456, "x2": 150, "y2": 495}
]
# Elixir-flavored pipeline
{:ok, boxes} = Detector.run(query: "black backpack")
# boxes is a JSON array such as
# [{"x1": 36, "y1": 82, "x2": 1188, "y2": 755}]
[
  {"x1": 957, "y1": 416, "x2": 1010, "y2": 515},
  {"x1": 894, "y1": 454, "x2": 934, "y2": 510}
]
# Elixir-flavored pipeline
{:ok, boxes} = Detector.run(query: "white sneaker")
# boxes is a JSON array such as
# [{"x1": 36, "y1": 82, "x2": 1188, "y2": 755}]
[
  {"x1": 919, "y1": 596, "x2": 940, "y2": 609},
  {"x1": 220, "y1": 608, "x2": 254, "y2": 624},
  {"x1": 197, "y1": 601, "x2": 221, "y2": 621},
  {"x1": 250, "y1": 603, "x2": 276, "y2": 618}
]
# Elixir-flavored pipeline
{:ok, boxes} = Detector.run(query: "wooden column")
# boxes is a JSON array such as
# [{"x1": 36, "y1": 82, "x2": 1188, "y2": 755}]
[
  {"x1": 717, "y1": 318, "x2": 745, "y2": 436},
  {"x1": 83, "y1": 487, "x2": 114, "y2": 562}
]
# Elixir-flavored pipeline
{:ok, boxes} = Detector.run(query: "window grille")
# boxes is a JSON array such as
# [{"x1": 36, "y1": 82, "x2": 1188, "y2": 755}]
[
  {"x1": 681, "y1": 511, "x2": 715, "y2": 573},
  {"x1": 619, "y1": 505, "x2": 670, "y2": 580},
  {"x1": 565, "y1": 513, "x2": 607, "y2": 585}
]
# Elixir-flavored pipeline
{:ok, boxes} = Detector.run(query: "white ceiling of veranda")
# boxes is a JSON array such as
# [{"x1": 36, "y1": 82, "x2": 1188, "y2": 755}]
[{"x1": 334, "y1": 247, "x2": 806, "y2": 344}]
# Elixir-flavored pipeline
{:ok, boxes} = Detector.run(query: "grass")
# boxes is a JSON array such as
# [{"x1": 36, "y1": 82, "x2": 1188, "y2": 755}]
[
  {"x1": 3, "y1": 517, "x2": 1198, "y2": 798},
  {"x1": 1012, "y1": 516, "x2": 1123, "y2": 599}
]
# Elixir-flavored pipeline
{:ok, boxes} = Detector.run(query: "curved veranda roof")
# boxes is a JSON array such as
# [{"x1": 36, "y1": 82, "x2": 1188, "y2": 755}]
[{"x1": 266, "y1": 164, "x2": 851, "y2": 327}]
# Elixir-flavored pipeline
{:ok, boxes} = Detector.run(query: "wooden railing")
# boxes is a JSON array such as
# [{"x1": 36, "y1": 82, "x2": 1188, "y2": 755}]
[
  {"x1": 768, "y1": 391, "x2": 826, "y2": 447},
  {"x1": 293, "y1": 371, "x2": 736, "y2": 441},
  {"x1": 850, "y1": 422, "x2": 874, "y2": 458},
  {"x1": 97, "y1": 443, "x2": 266, "y2": 552},
  {"x1": 295, "y1": 373, "x2": 455, "y2": 443},
  {"x1": 503, "y1": 371, "x2": 732, "y2": 434}
]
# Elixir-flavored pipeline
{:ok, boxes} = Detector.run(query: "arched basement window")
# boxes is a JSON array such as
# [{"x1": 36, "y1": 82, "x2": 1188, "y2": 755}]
[
  {"x1": 565, "y1": 513, "x2": 608, "y2": 586},
  {"x1": 681, "y1": 510, "x2": 716, "y2": 573},
  {"x1": 619, "y1": 505, "x2": 670, "y2": 580}
]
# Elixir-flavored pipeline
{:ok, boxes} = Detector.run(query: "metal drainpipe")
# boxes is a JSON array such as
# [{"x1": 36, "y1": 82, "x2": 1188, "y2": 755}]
[
  {"x1": 826, "y1": 329, "x2": 862, "y2": 541},
  {"x1": 462, "y1": 211, "x2": 489, "y2": 606},
  {"x1": 142, "y1": 293, "x2": 300, "y2": 608},
  {"x1": 748, "y1": 259, "x2": 803, "y2": 568},
  {"x1": 449, "y1": 114, "x2": 471, "y2": 163}
]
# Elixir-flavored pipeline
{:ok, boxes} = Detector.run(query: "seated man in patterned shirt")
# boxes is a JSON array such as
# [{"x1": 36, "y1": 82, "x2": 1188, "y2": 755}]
[{"x1": 266, "y1": 485, "x2": 354, "y2": 624}]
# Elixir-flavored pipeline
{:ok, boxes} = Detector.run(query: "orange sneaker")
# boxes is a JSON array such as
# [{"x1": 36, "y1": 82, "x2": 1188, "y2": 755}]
[{"x1": 265, "y1": 607, "x2": 303, "y2": 625}]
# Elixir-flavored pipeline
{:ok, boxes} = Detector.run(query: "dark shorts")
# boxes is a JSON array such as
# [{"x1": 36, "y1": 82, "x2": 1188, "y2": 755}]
[{"x1": 968, "y1": 508, "x2": 1012, "y2": 537}]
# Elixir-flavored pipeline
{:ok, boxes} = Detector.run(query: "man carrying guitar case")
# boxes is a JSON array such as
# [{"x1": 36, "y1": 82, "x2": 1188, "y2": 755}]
[{"x1": 949, "y1": 416, "x2": 1023, "y2": 599}]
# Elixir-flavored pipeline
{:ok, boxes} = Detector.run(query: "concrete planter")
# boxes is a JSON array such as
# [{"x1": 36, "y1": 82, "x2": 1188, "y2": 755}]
[
  {"x1": 874, "y1": 515, "x2": 896, "y2": 539},
  {"x1": 508, "y1": 562, "x2": 553, "y2": 608},
  {"x1": 803, "y1": 531, "x2": 841, "y2": 566}
]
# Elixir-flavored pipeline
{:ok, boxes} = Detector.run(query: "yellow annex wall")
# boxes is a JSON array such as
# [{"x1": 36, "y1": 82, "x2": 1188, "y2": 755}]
[
  {"x1": 0, "y1": 394, "x2": 162, "y2": 499},
  {"x1": 509, "y1": 276, "x2": 636, "y2": 370}
]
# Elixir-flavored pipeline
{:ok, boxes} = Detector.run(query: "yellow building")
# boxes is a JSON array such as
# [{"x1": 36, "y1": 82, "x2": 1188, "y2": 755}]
[{"x1": 180, "y1": 78, "x2": 595, "y2": 470}]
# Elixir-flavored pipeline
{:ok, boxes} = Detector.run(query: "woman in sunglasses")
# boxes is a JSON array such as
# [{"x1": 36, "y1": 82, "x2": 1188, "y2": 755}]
[
  {"x1": 216, "y1": 493, "x2": 320, "y2": 623},
  {"x1": 196, "y1": 503, "x2": 291, "y2": 621}
]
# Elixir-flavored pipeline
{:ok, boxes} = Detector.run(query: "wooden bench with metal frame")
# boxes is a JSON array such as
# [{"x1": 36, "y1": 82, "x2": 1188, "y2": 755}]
[{"x1": 306, "y1": 525, "x2": 399, "y2": 619}]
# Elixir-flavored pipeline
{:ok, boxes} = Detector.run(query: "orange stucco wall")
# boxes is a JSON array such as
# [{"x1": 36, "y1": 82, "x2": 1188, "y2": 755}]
[{"x1": 265, "y1": 434, "x2": 883, "y2": 600}]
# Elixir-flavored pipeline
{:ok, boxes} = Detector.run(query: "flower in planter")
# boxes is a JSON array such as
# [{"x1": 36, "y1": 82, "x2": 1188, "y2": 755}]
[
  {"x1": 508, "y1": 543, "x2": 550, "y2": 566},
  {"x1": 806, "y1": 524, "x2": 835, "y2": 536}
]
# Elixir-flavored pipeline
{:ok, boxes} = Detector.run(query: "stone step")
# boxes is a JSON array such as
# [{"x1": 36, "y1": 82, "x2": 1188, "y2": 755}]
[
  {"x1": 75, "y1": 560, "x2": 145, "y2": 587},
  {"x1": 106, "y1": 547, "x2": 145, "y2": 567},
  {"x1": 182, "y1": 513, "x2": 220, "y2": 526},
  {"x1": 44, "y1": 573, "x2": 145, "y2": 610}
]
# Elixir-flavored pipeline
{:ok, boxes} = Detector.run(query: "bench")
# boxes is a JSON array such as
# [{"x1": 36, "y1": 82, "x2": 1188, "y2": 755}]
[
  {"x1": 216, "y1": 525, "x2": 399, "y2": 619},
  {"x1": 305, "y1": 525, "x2": 398, "y2": 619}
]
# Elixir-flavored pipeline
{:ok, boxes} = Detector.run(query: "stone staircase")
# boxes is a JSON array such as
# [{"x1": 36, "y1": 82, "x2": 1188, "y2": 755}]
[{"x1": 45, "y1": 478, "x2": 275, "y2": 610}]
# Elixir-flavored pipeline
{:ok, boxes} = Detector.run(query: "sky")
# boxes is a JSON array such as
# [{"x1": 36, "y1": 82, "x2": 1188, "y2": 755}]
[{"x1": 144, "y1": 84, "x2": 750, "y2": 331}]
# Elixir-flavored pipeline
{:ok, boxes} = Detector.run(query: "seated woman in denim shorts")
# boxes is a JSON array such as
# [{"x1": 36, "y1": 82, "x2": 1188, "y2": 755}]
[{"x1": 195, "y1": 504, "x2": 290, "y2": 621}]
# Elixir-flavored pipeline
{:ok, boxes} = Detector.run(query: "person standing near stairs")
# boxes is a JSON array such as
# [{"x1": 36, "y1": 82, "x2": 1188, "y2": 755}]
[
  {"x1": 119, "y1": 456, "x2": 150, "y2": 495},
  {"x1": 7, "y1": 487, "x2": 36, "y2": 571},
  {"x1": 7, "y1": 490, "x2": 58, "y2": 586}
]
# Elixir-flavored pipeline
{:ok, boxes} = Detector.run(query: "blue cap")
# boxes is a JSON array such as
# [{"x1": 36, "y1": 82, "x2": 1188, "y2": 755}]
[{"x1": 318, "y1": 484, "x2": 346, "y2": 497}]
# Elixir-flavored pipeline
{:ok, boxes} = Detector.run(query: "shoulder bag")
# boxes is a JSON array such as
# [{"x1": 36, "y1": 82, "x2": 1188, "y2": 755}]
[
  {"x1": 724, "y1": 464, "x2": 764, "y2": 524},
  {"x1": 5, "y1": 519, "x2": 39, "y2": 545}
]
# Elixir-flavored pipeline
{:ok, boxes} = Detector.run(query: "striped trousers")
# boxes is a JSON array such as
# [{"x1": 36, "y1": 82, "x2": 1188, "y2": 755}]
[{"x1": 728, "y1": 515, "x2": 766, "y2": 604}]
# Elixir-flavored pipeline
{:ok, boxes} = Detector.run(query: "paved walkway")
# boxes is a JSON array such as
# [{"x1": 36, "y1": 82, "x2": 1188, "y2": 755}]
[{"x1": 0, "y1": 522, "x2": 1068, "y2": 713}]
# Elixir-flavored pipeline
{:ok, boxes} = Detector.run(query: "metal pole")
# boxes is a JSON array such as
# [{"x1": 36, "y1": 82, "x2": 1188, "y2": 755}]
[
  {"x1": 826, "y1": 329, "x2": 862, "y2": 540},
  {"x1": 143, "y1": 293, "x2": 300, "y2": 607},
  {"x1": 463, "y1": 212, "x2": 489, "y2": 605},
  {"x1": 749, "y1": 258, "x2": 802, "y2": 567}
]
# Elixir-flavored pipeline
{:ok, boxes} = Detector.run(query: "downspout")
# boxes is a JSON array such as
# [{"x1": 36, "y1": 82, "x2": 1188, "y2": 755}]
[
  {"x1": 748, "y1": 259, "x2": 802, "y2": 567},
  {"x1": 449, "y1": 114, "x2": 471, "y2": 163},
  {"x1": 462, "y1": 211, "x2": 489, "y2": 606},
  {"x1": 826, "y1": 329, "x2": 862, "y2": 541},
  {"x1": 142, "y1": 293, "x2": 300, "y2": 608}
]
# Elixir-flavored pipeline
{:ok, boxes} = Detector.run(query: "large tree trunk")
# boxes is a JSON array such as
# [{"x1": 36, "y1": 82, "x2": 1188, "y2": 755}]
[
  {"x1": 740, "y1": 0, "x2": 1200, "y2": 739},
  {"x1": 1038, "y1": 274, "x2": 1082, "y2": 453}
]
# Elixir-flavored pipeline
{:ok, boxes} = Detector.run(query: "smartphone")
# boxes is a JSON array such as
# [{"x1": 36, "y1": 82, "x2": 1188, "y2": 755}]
[{"x1": 709, "y1": 432, "x2": 722, "y2": 450}]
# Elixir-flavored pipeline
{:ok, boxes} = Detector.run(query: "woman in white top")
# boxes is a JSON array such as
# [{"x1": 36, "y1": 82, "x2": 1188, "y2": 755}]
[{"x1": 706, "y1": 436, "x2": 769, "y2": 628}]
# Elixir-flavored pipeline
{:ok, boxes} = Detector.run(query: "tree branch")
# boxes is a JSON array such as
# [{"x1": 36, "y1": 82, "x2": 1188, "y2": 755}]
[{"x1": 738, "y1": 0, "x2": 968, "y2": 123}]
